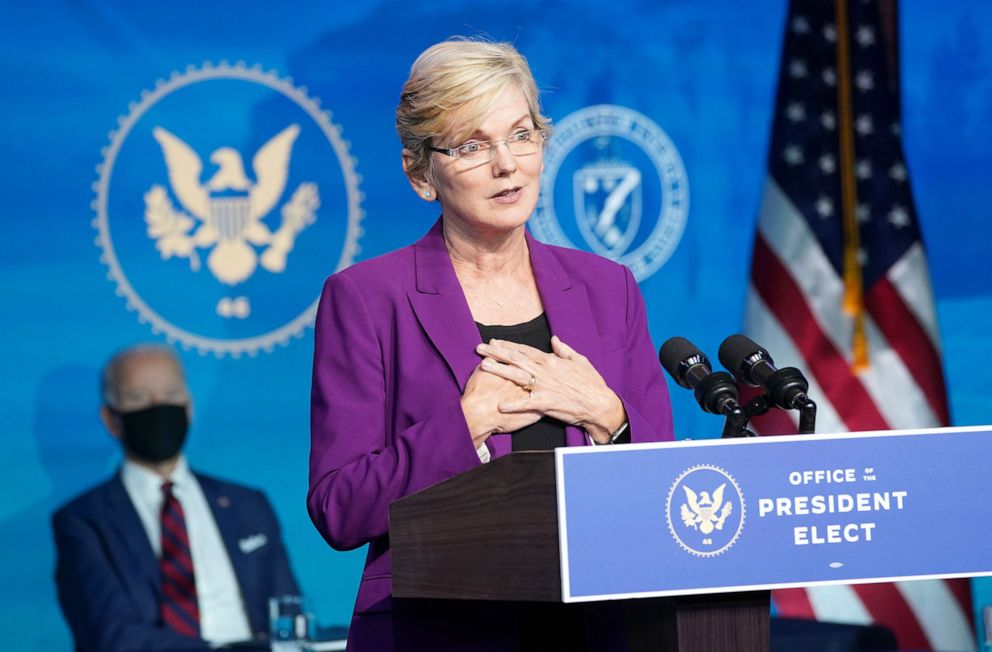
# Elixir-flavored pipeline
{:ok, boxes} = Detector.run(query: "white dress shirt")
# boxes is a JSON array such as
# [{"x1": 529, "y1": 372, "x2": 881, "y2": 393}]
[{"x1": 121, "y1": 456, "x2": 253, "y2": 646}]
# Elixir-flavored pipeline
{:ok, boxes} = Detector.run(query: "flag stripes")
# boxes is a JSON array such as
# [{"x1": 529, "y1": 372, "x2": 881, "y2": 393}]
[{"x1": 745, "y1": 0, "x2": 973, "y2": 647}]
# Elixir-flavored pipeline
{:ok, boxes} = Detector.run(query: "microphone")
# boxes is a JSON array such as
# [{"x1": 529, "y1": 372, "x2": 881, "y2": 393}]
[
  {"x1": 659, "y1": 337, "x2": 742, "y2": 416},
  {"x1": 718, "y1": 334, "x2": 811, "y2": 411}
]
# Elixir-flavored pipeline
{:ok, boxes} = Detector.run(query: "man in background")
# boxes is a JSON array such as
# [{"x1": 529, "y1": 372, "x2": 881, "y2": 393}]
[{"x1": 53, "y1": 344, "x2": 299, "y2": 651}]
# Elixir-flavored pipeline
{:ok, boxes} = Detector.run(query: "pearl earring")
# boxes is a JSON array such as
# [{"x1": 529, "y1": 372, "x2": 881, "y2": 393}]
[{"x1": 424, "y1": 191, "x2": 432, "y2": 198}]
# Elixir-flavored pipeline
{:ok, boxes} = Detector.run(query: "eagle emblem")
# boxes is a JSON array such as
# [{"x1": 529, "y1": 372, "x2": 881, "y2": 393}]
[
  {"x1": 144, "y1": 124, "x2": 319, "y2": 288},
  {"x1": 680, "y1": 483, "x2": 733, "y2": 535}
]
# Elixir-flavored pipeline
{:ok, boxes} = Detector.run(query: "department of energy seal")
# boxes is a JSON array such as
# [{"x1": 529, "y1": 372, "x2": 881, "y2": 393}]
[
  {"x1": 667, "y1": 464, "x2": 745, "y2": 557},
  {"x1": 93, "y1": 61, "x2": 363, "y2": 356},
  {"x1": 531, "y1": 105, "x2": 688, "y2": 281}
]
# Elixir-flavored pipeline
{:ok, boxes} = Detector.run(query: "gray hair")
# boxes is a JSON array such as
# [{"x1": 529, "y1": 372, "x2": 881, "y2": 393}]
[{"x1": 100, "y1": 343, "x2": 185, "y2": 408}]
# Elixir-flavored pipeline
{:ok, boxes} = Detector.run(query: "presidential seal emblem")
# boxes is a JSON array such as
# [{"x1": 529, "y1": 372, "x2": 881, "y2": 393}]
[
  {"x1": 531, "y1": 105, "x2": 688, "y2": 281},
  {"x1": 93, "y1": 62, "x2": 363, "y2": 356},
  {"x1": 666, "y1": 465, "x2": 745, "y2": 557}
]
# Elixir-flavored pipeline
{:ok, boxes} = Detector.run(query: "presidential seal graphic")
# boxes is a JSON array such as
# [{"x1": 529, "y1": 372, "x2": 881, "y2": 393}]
[
  {"x1": 531, "y1": 105, "x2": 688, "y2": 281},
  {"x1": 93, "y1": 62, "x2": 363, "y2": 356},
  {"x1": 666, "y1": 465, "x2": 745, "y2": 557}
]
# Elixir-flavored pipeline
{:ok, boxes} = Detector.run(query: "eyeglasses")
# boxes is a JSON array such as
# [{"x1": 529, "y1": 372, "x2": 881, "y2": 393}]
[{"x1": 429, "y1": 129, "x2": 547, "y2": 164}]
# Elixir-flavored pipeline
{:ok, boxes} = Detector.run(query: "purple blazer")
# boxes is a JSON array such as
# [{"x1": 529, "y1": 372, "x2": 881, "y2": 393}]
[{"x1": 308, "y1": 220, "x2": 673, "y2": 649}]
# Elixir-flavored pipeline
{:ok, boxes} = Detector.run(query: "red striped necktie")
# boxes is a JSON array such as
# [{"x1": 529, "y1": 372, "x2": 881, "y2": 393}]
[{"x1": 159, "y1": 481, "x2": 201, "y2": 637}]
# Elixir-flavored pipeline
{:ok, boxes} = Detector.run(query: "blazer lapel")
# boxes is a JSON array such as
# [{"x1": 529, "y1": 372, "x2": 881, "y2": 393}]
[
  {"x1": 407, "y1": 220, "x2": 484, "y2": 392},
  {"x1": 198, "y1": 474, "x2": 263, "y2": 631},
  {"x1": 198, "y1": 475, "x2": 249, "y2": 587},
  {"x1": 527, "y1": 232, "x2": 602, "y2": 448},
  {"x1": 103, "y1": 475, "x2": 161, "y2": 603},
  {"x1": 406, "y1": 222, "x2": 602, "y2": 451}
]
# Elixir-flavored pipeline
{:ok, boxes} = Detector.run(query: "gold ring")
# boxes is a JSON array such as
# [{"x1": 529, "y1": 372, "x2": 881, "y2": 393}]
[{"x1": 523, "y1": 375, "x2": 537, "y2": 392}]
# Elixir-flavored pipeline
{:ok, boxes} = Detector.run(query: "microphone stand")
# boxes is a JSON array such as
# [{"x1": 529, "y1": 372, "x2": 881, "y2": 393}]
[
  {"x1": 721, "y1": 405, "x2": 756, "y2": 438},
  {"x1": 797, "y1": 399, "x2": 817, "y2": 435},
  {"x1": 733, "y1": 392, "x2": 818, "y2": 436},
  {"x1": 691, "y1": 371, "x2": 757, "y2": 438}
]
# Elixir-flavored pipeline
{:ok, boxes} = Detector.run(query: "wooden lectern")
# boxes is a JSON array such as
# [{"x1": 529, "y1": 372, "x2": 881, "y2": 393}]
[{"x1": 389, "y1": 451, "x2": 769, "y2": 651}]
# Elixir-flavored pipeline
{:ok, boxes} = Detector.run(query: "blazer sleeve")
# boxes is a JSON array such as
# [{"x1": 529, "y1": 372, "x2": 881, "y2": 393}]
[
  {"x1": 307, "y1": 272, "x2": 481, "y2": 551},
  {"x1": 615, "y1": 265, "x2": 675, "y2": 443},
  {"x1": 52, "y1": 509, "x2": 209, "y2": 652}
]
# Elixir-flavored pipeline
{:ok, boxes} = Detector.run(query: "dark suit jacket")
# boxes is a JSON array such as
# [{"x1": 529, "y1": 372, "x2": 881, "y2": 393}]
[
  {"x1": 53, "y1": 470, "x2": 299, "y2": 652},
  {"x1": 308, "y1": 220, "x2": 674, "y2": 650}
]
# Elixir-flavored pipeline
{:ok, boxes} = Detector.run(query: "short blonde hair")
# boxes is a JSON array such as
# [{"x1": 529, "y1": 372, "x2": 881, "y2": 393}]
[{"x1": 396, "y1": 38, "x2": 551, "y2": 188}]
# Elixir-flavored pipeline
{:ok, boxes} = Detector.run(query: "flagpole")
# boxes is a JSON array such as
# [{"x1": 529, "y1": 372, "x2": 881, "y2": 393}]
[{"x1": 835, "y1": 0, "x2": 870, "y2": 373}]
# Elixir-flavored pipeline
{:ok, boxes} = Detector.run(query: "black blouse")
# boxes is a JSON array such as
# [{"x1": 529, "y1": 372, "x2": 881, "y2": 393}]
[{"x1": 476, "y1": 313, "x2": 568, "y2": 451}]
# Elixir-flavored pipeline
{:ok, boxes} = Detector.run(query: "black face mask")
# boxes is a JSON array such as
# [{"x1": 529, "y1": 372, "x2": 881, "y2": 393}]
[{"x1": 117, "y1": 404, "x2": 189, "y2": 463}]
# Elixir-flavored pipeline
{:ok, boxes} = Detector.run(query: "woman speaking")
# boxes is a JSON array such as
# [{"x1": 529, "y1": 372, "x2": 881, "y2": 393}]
[{"x1": 307, "y1": 37, "x2": 674, "y2": 650}]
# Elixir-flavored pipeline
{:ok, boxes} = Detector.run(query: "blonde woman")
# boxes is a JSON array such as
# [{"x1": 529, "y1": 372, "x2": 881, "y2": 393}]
[{"x1": 308, "y1": 38, "x2": 674, "y2": 650}]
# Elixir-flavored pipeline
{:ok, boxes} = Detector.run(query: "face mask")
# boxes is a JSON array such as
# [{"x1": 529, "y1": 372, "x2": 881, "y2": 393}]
[{"x1": 117, "y1": 404, "x2": 189, "y2": 463}]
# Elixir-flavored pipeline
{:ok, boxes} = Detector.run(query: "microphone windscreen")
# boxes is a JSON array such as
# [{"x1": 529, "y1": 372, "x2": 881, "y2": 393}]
[
  {"x1": 718, "y1": 334, "x2": 768, "y2": 377},
  {"x1": 659, "y1": 336, "x2": 703, "y2": 382}
]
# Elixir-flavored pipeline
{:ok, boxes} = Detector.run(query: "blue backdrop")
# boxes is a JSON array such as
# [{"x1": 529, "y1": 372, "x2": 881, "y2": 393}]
[{"x1": 1, "y1": 1, "x2": 990, "y2": 649}]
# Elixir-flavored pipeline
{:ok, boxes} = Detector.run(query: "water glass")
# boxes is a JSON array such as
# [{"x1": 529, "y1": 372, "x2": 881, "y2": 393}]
[{"x1": 269, "y1": 595, "x2": 311, "y2": 646}]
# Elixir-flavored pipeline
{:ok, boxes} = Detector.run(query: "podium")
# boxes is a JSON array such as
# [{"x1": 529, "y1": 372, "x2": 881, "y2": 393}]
[
  {"x1": 389, "y1": 426, "x2": 992, "y2": 651},
  {"x1": 389, "y1": 451, "x2": 769, "y2": 651}
]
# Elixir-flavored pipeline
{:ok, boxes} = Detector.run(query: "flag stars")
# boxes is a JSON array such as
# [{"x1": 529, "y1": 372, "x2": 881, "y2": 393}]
[
  {"x1": 819, "y1": 154, "x2": 836, "y2": 174},
  {"x1": 857, "y1": 248, "x2": 869, "y2": 266},
  {"x1": 856, "y1": 114, "x2": 874, "y2": 135},
  {"x1": 889, "y1": 162, "x2": 907, "y2": 182},
  {"x1": 857, "y1": 203, "x2": 871, "y2": 223},
  {"x1": 856, "y1": 25, "x2": 876, "y2": 47},
  {"x1": 792, "y1": 15, "x2": 811, "y2": 34},
  {"x1": 822, "y1": 67, "x2": 837, "y2": 86},
  {"x1": 890, "y1": 121, "x2": 901, "y2": 136},
  {"x1": 789, "y1": 59, "x2": 809, "y2": 78},
  {"x1": 822, "y1": 111, "x2": 837, "y2": 130},
  {"x1": 786, "y1": 102, "x2": 807, "y2": 122},
  {"x1": 823, "y1": 23, "x2": 837, "y2": 42},
  {"x1": 856, "y1": 160, "x2": 873, "y2": 180},
  {"x1": 783, "y1": 144, "x2": 805, "y2": 166},
  {"x1": 815, "y1": 195, "x2": 834, "y2": 217},
  {"x1": 856, "y1": 69, "x2": 875, "y2": 91},
  {"x1": 888, "y1": 204, "x2": 910, "y2": 229}
]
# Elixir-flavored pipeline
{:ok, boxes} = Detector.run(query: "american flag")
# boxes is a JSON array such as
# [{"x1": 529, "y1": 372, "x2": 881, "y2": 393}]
[{"x1": 743, "y1": 0, "x2": 975, "y2": 649}]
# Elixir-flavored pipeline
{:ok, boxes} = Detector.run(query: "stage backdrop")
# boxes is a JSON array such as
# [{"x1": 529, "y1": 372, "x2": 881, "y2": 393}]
[{"x1": 1, "y1": 1, "x2": 990, "y2": 649}]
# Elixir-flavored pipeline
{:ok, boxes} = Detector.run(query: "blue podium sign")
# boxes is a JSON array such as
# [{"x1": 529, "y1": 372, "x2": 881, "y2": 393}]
[{"x1": 555, "y1": 426, "x2": 992, "y2": 602}]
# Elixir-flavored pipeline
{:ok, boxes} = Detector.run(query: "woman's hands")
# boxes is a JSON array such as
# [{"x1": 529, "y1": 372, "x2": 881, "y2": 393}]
[
  {"x1": 460, "y1": 364, "x2": 542, "y2": 448},
  {"x1": 476, "y1": 336, "x2": 626, "y2": 444}
]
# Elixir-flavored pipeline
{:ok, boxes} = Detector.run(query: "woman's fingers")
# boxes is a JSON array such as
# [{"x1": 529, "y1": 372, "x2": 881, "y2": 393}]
[
  {"x1": 477, "y1": 339, "x2": 545, "y2": 364},
  {"x1": 489, "y1": 339, "x2": 544, "y2": 356},
  {"x1": 481, "y1": 358, "x2": 534, "y2": 387},
  {"x1": 499, "y1": 396, "x2": 540, "y2": 413},
  {"x1": 477, "y1": 337, "x2": 605, "y2": 424},
  {"x1": 481, "y1": 336, "x2": 581, "y2": 366},
  {"x1": 552, "y1": 336, "x2": 591, "y2": 364},
  {"x1": 550, "y1": 335, "x2": 576, "y2": 359},
  {"x1": 477, "y1": 348, "x2": 537, "y2": 377}
]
